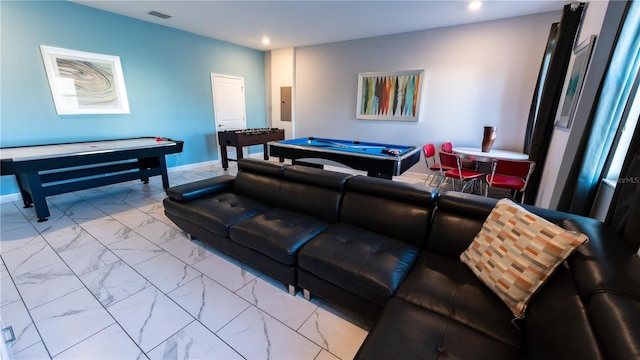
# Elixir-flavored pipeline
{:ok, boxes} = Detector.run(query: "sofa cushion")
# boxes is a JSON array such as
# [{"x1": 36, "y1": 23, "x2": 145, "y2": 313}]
[
  {"x1": 460, "y1": 199, "x2": 589, "y2": 318},
  {"x1": 283, "y1": 164, "x2": 351, "y2": 190},
  {"x1": 238, "y1": 158, "x2": 288, "y2": 176},
  {"x1": 163, "y1": 193, "x2": 270, "y2": 237},
  {"x1": 233, "y1": 170, "x2": 290, "y2": 205},
  {"x1": 428, "y1": 192, "x2": 573, "y2": 258},
  {"x1": 562, "y1": 217, "x2": 640, "y2": 301},
  {"x1": 298, "y1": 222, "x2": 419, "y2": 306},
  {"x1": 397, "y1": 252, "x2": 521, "y2": 348},
  {"x1": 355, "y1": 298, "x2": 523, "y2": 360},
  {"x1": 340, "y1": 176, "x2": 435, "y2": 246},
  {"x1": 229, "y1": 208, "x2": 330, "y2": 265},
  {"x1": 524, "y1": 264, "x2": 605, "y2": 360},
  {"x1": 271, "y1": 180, "x2": 346, "y2": 222},
  {"x1": 165, "y1": 175, "x2": 235, "y2": 201},
  {"x1": 346, "y1": 175, "x2": 437, "y2": 207},
  {"x1": 426, "y1": 193, "x2": 494, "y2": 257},
  {"x1": 235, "y1": 165, "x2": 350, "y2": 222},
  {"x1": 588, "y1": 292, "x2": 640, "y2": 360}
]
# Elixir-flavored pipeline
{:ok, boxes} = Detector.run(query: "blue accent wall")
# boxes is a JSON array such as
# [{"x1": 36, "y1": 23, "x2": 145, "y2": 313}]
[{"x1": 0, "y1": 1, "x2": 266, "y2": 196}]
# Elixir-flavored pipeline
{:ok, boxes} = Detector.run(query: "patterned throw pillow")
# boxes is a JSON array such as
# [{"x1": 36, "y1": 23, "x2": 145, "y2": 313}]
[{"x1": 460, "y1": 199, "x2": 588, "y2": 319}]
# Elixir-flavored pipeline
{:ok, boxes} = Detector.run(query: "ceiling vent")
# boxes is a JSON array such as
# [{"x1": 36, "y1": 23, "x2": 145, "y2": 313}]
[{"x1": 148, "y1": 11, "x2": 171, "y2": 19}]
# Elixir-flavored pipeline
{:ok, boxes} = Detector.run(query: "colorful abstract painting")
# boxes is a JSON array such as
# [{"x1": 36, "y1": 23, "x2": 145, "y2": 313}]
[
  {"x1": 356, "y1": 70, "x2": 423, "y2": 121},
  {"x1": 40, "y1": 46, "x2": 130, "y2": 115}
]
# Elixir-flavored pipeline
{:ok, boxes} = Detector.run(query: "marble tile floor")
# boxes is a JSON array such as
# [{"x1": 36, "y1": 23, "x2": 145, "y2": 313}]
[
  {"x1": 0, "y1": 158, "x2": 507, "y2": 360},
  {"x1": 2, "y1": 161, "x2": 429, "y2": 360}
]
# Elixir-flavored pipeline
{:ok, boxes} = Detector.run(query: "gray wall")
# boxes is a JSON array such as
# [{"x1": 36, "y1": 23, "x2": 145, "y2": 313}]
[{"x1": 295, "y1": 11, "x2": 561, "y2": 173}]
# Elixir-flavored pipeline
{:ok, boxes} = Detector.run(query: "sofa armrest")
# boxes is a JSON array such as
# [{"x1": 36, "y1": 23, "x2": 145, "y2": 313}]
[
  {"x1": 562, "y1": 217, "x2": 640, "y2": 301},
  {"x1": 165, "y1": 175, "x2": 235, "y2": 201}
]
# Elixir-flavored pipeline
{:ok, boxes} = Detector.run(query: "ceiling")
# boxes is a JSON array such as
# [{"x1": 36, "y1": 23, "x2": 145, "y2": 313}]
[{"x1": 72, "y1": 1, "x2": 568, "y2": 51}]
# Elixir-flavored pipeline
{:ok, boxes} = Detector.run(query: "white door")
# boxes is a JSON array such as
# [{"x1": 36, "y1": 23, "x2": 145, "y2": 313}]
[{"x1": 211, "y1": 74, "x2": 246, "y2": 131}]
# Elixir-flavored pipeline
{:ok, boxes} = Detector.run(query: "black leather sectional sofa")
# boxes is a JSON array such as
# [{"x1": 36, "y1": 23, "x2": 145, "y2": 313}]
[{"x1": 163, "y1": 159, "x2": 640, "y2": 359}]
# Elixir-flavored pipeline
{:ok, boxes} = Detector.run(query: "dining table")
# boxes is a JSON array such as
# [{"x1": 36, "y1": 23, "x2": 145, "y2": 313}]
[
  {"x1": 451, "y1": 147, "x2": 532, "y2": 199},
  {"x1": 452, "y1": 147, "x2": 529, "y2": 162}
]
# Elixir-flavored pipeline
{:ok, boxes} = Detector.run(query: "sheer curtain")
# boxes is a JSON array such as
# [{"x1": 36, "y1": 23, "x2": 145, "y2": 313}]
[
  {"x1": 523, "y1": 3, "x2": 585, "y2": 204},
  {"x1": 557, "y1": 0, "x2": 640, "y2": 216}
]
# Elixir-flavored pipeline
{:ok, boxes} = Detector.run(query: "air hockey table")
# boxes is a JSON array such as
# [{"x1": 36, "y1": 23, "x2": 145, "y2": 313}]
[
  {"x1": 269, "y1": 137, "x2": 420, "y2": 179},
  {"x1": 1, "y1": 137, "x2": 183, "y2": 221}
]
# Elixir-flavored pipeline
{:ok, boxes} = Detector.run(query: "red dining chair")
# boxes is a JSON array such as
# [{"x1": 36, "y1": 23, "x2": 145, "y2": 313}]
[
  {"x1": 422, "y1": 144, "x2": 453, "y2": 187},
  {"x1": 439, "y1": 151, "x2": 484, "y2": 193},
  {"x1": 485, "y1": 159, "x2": 536, "y2": 203},
  {"x1": 441, "y1": 142, "x2": 453, "y2": 153},
  {"x1": 441, "y1": 142, "x2": 475, "y2": 169}
]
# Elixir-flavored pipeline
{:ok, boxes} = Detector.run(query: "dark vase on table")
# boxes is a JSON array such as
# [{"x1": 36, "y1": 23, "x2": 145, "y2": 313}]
[{"x1": 482, "y1": 126, "x2": 497, "y2": 152}]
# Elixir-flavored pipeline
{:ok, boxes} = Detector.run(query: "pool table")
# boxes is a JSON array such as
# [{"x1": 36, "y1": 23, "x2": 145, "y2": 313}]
[
  {"x1": 1, "y1": 137, "x2": 184, "y2": 221},
  {"x1": 269, "y1": 137, "x2": 420, "y2": 179}
]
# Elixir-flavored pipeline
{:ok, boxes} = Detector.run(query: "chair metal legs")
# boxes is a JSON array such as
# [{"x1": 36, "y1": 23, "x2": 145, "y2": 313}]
[
  {"x1": 484, "y1": 188, "x2": 525, "y2": 203},
  {"x1": 425, "y1": 172, "x2": 446, "y2": 188},
  {"x1": 513, "y1": 191, "x2": 525, "y2": 203},
  {"x1": 461, "y1": 179, "x2": 482, "y2": 194},
  {"x1": 439, "y1": 177, "x2": 456, "y2": 191},
  {"x1": 428, "y1": 174, "x2": 441, "y2": 187}
]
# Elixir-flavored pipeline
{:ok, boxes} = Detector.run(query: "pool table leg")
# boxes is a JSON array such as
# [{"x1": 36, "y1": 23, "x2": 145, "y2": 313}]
[
  {"x1": 367, "y1": 170, "x2": 393, "y2": 180},
  {"x1": 263, "y1": 144, "x2": 270, "y2": 160}
]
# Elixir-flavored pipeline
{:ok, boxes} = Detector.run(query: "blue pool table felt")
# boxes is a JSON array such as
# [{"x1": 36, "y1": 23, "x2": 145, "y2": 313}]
[{"x1": 279, "y1": 137, "x2": 413, "y2": 157}]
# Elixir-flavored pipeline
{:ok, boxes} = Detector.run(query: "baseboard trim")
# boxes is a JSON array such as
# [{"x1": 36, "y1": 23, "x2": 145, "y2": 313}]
[
  {"x1": 167, "y1": 159, "x2": 220, "y2": 172},
  {"x1": 0, "y1": 193, "x2": 23, "y2": 204}
]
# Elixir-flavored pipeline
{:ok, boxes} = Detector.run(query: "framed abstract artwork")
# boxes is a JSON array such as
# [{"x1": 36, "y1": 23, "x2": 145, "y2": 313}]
[
  {"x1": 555, "y1": 35, "x2": 596, "y2": 128},
  {"x1": 356, "y1": 69, "x2": 424, "y2": 121},
  {"x1": 40, "y1": 45, "x2": 130, "y2": 115}
]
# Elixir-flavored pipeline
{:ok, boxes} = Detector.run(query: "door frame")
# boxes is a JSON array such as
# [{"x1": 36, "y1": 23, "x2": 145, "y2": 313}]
[
  {"x1": 211, "y1": 73, "x2": 247, "y2": 164},
  {"x1": 211, "y1": 73, "x2": 247, "y2": 131}
]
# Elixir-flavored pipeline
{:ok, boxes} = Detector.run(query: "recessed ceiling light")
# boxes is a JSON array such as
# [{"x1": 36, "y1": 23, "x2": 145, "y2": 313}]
[
  {"x1": 262, "y1": 37, "x2": 271, "y2": 45},
  {"x1": 468, "y1": 1, "x2": 482, "y2": 11}
]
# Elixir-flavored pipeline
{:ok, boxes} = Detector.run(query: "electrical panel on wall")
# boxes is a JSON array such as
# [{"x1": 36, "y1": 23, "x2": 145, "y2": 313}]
[{"x1": 281, "y1": 86, "x2": 292, "y2": 122}]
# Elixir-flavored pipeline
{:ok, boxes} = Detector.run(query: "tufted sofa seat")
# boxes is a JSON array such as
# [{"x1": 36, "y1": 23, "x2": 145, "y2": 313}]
[
  {"x1": 298, "y1": 175, "x2": 436, "y2": 320},
  {"x1": 163, "y1": 159, "x2": 640, "y2": 359},
  {"x1": 355, "y1": 192, "x2": 617, "y2": 359},
  {"x1": 164, "y1": 159, "x2": 351, "y2": 293}
]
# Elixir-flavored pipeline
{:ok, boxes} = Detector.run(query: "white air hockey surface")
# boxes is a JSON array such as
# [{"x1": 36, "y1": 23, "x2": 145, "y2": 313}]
[{"x1": 0, "y1": 138, "x2": 175, "y2": 162}]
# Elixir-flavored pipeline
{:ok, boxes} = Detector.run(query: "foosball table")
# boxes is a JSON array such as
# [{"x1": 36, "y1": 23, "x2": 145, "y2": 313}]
[{"x1": 217, "y1": 128, "x2": 285, "y2": 170}]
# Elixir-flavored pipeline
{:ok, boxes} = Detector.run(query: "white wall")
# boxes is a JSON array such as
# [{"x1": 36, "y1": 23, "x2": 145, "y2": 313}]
[
  {"x1": 294, "y1": 12, "x2": 561, "y2": 174},
  {"x1": 269, "y1": 48, "x2": 295, "y2": 138}
]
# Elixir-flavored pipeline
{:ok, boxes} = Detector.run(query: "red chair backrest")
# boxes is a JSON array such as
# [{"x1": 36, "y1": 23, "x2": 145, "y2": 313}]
[
  {"x1": 441, "y1": 142, "x2": 453, "y2": 153},
  {"x1": 439, "y1": 151, "x2": 459, "y2": 169},
  {"x1": 423, "y1": 144, "x2": 436, "y2": 159},
  {"x1": 493, "y1": 159, "x2": 535, "y2": 178}
]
